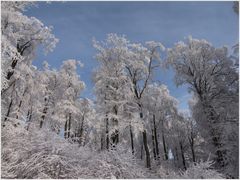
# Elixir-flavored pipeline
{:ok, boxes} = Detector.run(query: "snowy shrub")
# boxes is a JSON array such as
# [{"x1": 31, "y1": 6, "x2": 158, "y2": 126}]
[
  {"x1": 1, "y1": 124, "x2": 156, "y2": 179},
  {"x1": 156, "y1": 165, "x2": 179, "y2": 179},
  {"x1": 69, "y1": 145, "x2": 157, "y2": 178},
  {"x1": 2, "y1": 125, "x2": 84, "y2": 178},
  {"x1": 178, "y1": 160, "x2": 225, "y2": 179},
  {"x1": 155, "y1": 160, "x2": 225, "y2": 179}
]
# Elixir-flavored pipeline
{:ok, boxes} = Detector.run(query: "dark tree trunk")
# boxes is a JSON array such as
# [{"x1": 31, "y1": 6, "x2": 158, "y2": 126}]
[
  {"x1": 111, "y1": 129, "x2": 119, "y2": 147},
  {"x1": 106, "y1": 117, "x2": 109, "y2": 150},
  {"x1": 16, "y1": 87, "x2": 27, "y2": 120},
  {"x1": 64, "y1": 119, "x2": 68, "y2": 139},
  {"x1": 153, "y1": 115, "x2": 160, "y2": 160},
  {"x1": 5, "y1": 42, "x2": 28, "y2": 81},
  {"x1": 39, "y1": 120, "x2": 43, "y2": 128},
  {"x1": 110, "y1": 106, "x2": 119, "y2": 147},
  {"x1": 73, "y1": 129, "x2": 77, "y2": 143},
  {"x1": 4, "y1": 84, "x2": 15, "y2": 124},
  {"x1": 140, "y1": 143, "x2": 143, "y2": 160},
  {"x1": 152, "y1": 129, "x2": 156, "y2": 160},
  {"x1": 188, "y1": 135, "x2": 196, "y2": 163},
  {"x1": 209, "y1": 112, "x2": 224, "y2": 168},
  {"x1": 162, "y1": 132, "x2": 168, "y2": 160},
  {"x1": 26, "y1": 107, "x2": 32, "y2": 131},
  {"x1": 27, "y1": 108, "x2": 32, "y2": 122},
  {"x1": 100, "y1": 133, "x2": 104, "y2": 150},
  {"x1": 143, "y1": 130, "x2": 151, "y2": 168},
  {"x1": 138, "y1": 104, "x2": 151, "y2": 168},
  {"x1": 180, "y1": 142, "x2": 187, "y2": 170},
  {"x1": 40, "y1": 105, "x2": 48, "y2": 129},
  {"x1": 175, "y1": 147, "x2": 179, "y2": 161},
  {"x1": 191, "y1": 145, "x2": 196, "y2": 163},
  {"x1": 4, "y1": 98, "x2": 13, "y2": 123},
  {"x1": 116, "y1": 130, "x2": 119, "y2": 144},
  {"x1": 202, "y1": 101, "x2": 225, "y2": 169},
  {"x1": 173, "y1": 147, "x2": 179, "y2": 168},
  {"x1": 40, "y1": 94, "x2": 51, "y2": 129},
  {"x1": 79, "y1": 116, "x2": 84, "y2": 145},
  {"x1": 40, "y1": 97, "x2": 49, "y2": 129},
  {"x1": 139, "y1": 107, "x2": 151, "y2": 168},
  {"x1": 68, "y1": 113, "x2": 71, "y2": 138},
  {"x1": 212, "y1": 131, "x2": 224, "y2": 168},
  {"x1": 130, "y1": 124, "x2": 134, "y2": 154},
  {"x1": 161, "y1": 118, "x2": 168, "y2": 160},
  {"x1": 2, "y1": 43, "x2": 31, "y2": 94},
  {"x1": 6, "y1": 58, "x2": 18, "y2": 81}
]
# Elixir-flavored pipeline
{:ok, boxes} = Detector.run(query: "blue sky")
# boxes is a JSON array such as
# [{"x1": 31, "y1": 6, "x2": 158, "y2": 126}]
[{"x1": 25, "y1": 1, "x2": 238, "y2": 112}]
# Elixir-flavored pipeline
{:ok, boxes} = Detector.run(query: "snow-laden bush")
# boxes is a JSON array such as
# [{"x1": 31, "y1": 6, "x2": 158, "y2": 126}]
[
  {"x1": 2, "y1": 124, "x2": 84, "y2": 178},
  {"x1": 156, "y1": 164, "x2": 179, "y2": 179},
  {"x1": 156, "y1": 160, "x2": 225, "y2": 179},
  {"x1": 1, "y1": 123, "x2": 155, "y2": 179},
  {"x1": 178, "y1": 160, "x2": 225, "y2": 179},
  {"x1": 2, "y1": 122, "x2": 225, "y2": 179},
  {"x1": 77, "y1": 146, "x2": 157, "y2": 179}
]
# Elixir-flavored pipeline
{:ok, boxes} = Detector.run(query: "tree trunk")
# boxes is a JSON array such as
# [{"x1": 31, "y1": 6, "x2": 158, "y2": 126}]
[
  {"x1": 153, "y1": 115, "x2": 160, "y2": 160},
  {"x1": 111, "y1": 123, "x2": 119, "y2": 147},
  {"x1": 6, "y1": 42, "x2": 29, "y2": 81},
  {"x1": 140, "y1": 143, "x2": 143, "y2": 160},
  {"x1": 212, "y1": 131, "x2": 224, "y2": 168},
  {"x1": 209, "y1": 119, "x2": 224, "y2": 168},
  {"x1": 111, "y1": 130, "x2": 119, "y2": 147},
  {"x1": 40, "y1": 105, "x2": 48, "y2": 129},
  {"x1": 152, "y1": 129, "x2": 156, "y2": 160},
  {"x1": 4, "y1": 83, "x2": 15, "y2": 124},
  {"x1": 26, "y1": 107, "x2": 32, "y2": 131},
  {"x1": 2, "y1": 43, "x2": 30, "y2": 94},
  {"x1": 143, "y1": 130, "x2": 151, "y2": 168},
  {"x1": 180, "y1": 142, "x2": 187, "y2": 170},
  {"x1": 6, "y1": 58, "x2": 18, "y2": 81},
  {"x1": 189, "y1": 135, "x2": 196, "y2": 163},
  {"x1": 106, "y1": 117, "x2": 109, "y2": 150},
  {"x1": 16, "y1": 87, "x2": 27, "y2": 120},
  {"x1": 68, "y1": 113, "x2": 71, "y2": 138},
  {"x1": 174, "y1": 147, "x2": 179, "y2": 168},
  {"x1": 79, "y1": 116, "x2": 84, "y2": 145},
  {"x1": 111, "y1": 106, "x2": 119, "y2": 147},
  {"x1": 64, "y1": 119, "x2": 68, "y2": 139},
  {"x1": 130, "y1": 124, "x2": 134, "y2": 154},
  {"x1": 162, "y1": 119, "x2": 168, "y2": 160},
  {"x1": 203, "y1": 102, "x2": 225, "y2": 168},
  {"x1": 139, "y1": 107, "x2": 151, "y2": 168},
  {"x1": 4, "y1": 98, "x2": 13, "y2": 123},
  {"x1": 40, "y1": 94, "x2": 51, "y2": 129},
  {"x1": 191, "y1": 145, "x2": 196, "y2": 163},
  {"x1": 175, "y1": 147, "x2": 179, "y2": 161},
  {"x1": 162, "y1": 132, "x2": 168, "y2": 160},
  {"x1": 100, "y1": 132, "x2": 104, "y2": 150}
]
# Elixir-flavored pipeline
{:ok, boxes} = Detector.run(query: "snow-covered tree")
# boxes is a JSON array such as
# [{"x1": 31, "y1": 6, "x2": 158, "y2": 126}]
[
  {"x1": 142, "y1": 83, "x2": 178, "y2": 164},
  {"x1": 167, "y1": 36, "x2": 239, "y2": 178},
  {"x1": 124, "y1": 37, "x2": 164, "y2": 168},
  {"x1": 93, "y1": 34, "x2": 135, "y2": 150},
  {"x1": 93, "y1": 34, "x2": 165, "y2": 168},
  {"x1": 1, "y1": 1, "x2": 58, "y2": 129},
  {"x1": 1, "y1": 1, "x2": 58, "y2": 94}
]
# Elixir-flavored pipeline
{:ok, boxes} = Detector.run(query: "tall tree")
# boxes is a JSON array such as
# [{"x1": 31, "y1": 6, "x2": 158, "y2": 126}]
[
  {"x1": 123, "y1": 38, "x2": 164, "y2": 168},
  {"x1": 167, "y1": 37, "x2": 239, "y2": 177},
  {"x1": 1, "y1": 1, "x2": 58, "y2": 128},
  {"x1": 93, "y1": 34, "x2": 134, "y2": 150}
]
